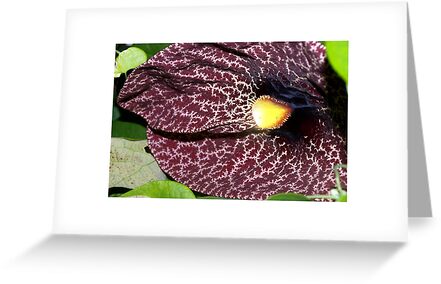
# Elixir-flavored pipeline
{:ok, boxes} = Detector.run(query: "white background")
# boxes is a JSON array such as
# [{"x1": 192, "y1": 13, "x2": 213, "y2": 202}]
[{"x1": 0, "y1": 0, "x2": 438, "y2": 283}]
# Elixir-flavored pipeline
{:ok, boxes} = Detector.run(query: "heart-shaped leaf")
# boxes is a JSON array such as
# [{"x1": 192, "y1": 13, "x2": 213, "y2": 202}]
[
  {"x1": 121, "y1": 181, "x2": 196, "y2": 199},
  {"x1": 109, "y1": 138, "x2": 167, "y2": 188},
  {"x1": 267, "y1": 193, "x2": 311, "y2": 201},
  {"x1": 114, "y1": 47, "x2": 148, "y2": 78}
]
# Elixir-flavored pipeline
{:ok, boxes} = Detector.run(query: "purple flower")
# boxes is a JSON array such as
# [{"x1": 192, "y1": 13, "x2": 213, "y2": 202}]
[{"x1": 118, "y1": 42, "x2": 347, "y2": 200}]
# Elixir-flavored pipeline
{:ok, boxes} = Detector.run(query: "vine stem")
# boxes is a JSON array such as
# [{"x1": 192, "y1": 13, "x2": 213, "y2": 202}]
[
  {"x1": 308, "y1": 195, "x2": 338, "y2": 200},
  {"x1": 333, "y1": 164, "x2": 347, "y2": 195}
]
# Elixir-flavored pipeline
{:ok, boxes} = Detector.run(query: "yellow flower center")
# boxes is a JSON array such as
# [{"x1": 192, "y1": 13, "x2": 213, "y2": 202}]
[{"x1": 251, "y1": 96, "x2": 292, "y2": 129}]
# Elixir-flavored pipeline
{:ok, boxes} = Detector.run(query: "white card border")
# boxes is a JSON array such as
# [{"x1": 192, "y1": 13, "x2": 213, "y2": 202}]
[{"x1": 54, "y1": 3, "x2": 407, "y2": 241}]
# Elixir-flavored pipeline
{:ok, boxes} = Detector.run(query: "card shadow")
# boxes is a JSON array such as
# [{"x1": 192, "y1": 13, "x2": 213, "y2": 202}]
[
  {"x1": 407, "y1": 8, "x2": 432, "y2": 217},
  {"x1": 12, "y1": 233, "x2": 404, "y2": 282}
]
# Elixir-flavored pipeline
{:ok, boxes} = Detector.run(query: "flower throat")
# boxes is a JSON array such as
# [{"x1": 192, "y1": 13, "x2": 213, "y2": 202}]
[{"x1": 251, "y1": 80, "x2": 317, "y2": 130}]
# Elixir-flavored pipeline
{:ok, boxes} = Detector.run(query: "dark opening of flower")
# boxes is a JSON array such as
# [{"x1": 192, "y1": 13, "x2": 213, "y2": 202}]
[{"x1": 117, "y1": 42, "x2": 347, "y2": 200}]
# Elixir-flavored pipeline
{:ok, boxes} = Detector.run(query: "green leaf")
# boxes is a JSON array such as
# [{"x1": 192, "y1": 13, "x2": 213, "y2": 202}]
[
  {"x1": 114, "y1": 69, "x2": 122, "y2": 78},
  {"x1": 132, "y1": 43, "x2": 170, "y2": 58},
  {"x1": 121, "y1": 181, "x2": 196, "y2": 199},
  {"x1": 267, "y1": 193, "x2": 311, "y2": 201},
  {"x1": 109, "y1": 138, "x2": 167, "y2": 188},
  {"x1": 337, "y1": 195, "x2": 347, "y2": 202},
  {"x1": 114, "y1": 47, "x2": 147, "y2": 77},
  {"x1": 111, "y1": 120, "x2": 146, "y2": 140},
  {"x1": 336, "y1": 192, "x2": 347, "y2": 202},
  {"x1": 324, "y1": 41, "x2": 349, "y2": 84}
]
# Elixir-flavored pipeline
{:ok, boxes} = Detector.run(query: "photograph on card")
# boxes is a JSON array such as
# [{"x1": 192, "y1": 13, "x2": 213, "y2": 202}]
[{"x1": 109, "y1": 42, "x2": 348, "y2": 202}]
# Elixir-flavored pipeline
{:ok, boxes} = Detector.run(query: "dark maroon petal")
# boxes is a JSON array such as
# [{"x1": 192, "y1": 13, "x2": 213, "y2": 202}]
[
  {"x1": 118, "y1": 43, "x2": 258, "y2": 134},
  {"x1": 147, "y1": 109, "x2": 347, "y2": 200},
  {"x1": 118, "y1": 42, "x2": 328, "y2": 133},
  {"x1": 240, "y1": 41, "x2": 327, "y2": 100}
]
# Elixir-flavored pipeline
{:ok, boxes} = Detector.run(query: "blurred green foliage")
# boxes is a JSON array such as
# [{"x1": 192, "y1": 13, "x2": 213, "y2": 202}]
[
  {"x1": 132, "y1": 43, "x2": 171, "y2": 58},
  {"x1": 111, "y1": 43, "x2": 170, "y2": 141},
  {"x1": 111, "y1": 120, "x2": 146, "y2": 140},
  {"x1": 324, "y1": 41, "x2": 349, "y2": 84}
]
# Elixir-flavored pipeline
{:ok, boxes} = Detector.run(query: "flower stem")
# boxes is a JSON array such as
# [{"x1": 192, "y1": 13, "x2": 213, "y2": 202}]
[
  {"x1": 308, "y1": 195, "x2": 338, "y2": 200},
  {"x1": 333, "y1": 164, "x2": 347, "y2": 196}
]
